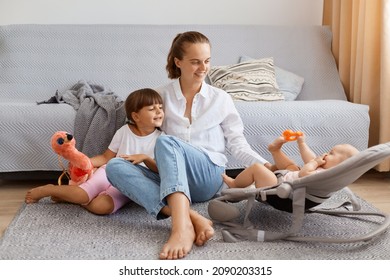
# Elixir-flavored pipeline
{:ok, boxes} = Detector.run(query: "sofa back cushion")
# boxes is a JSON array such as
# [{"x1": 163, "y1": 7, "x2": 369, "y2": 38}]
[{"x1": 0, "y1": 24, "x2": 346, "y2": 102}]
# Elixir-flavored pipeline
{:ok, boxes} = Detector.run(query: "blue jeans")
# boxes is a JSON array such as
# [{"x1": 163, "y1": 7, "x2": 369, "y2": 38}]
[{"x1": 106, "y1": 135, "x2": 225, "y2": 219}]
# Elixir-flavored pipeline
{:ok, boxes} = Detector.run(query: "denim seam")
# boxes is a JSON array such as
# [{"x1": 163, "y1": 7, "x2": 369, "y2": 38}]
[
  {"x1": 151, "y1": 201, "x2": 167, "y2": 219},
  {"x1": 160, "y1": 185, "x2": 191, "y2": 202}
]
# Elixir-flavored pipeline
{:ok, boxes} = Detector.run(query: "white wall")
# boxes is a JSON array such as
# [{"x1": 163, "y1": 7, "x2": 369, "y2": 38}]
[{"x1": 0, "y1": 0, "x2": 323, "y2": 25}]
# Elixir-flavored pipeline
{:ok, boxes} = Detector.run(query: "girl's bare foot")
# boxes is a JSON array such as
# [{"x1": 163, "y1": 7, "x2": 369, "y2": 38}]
[
  {"x1": 222, "y1": 173, "x2": 237, "y2": 188},
  {"x1": 268, "y1": 136, "x2": 286, "y2": 152},
  {"x1": 50, "y1": 196, "x2": 65, "y2": 202},
  {"x1": 25, "y1": 184, "x2": 55, "y2": 203},
  {"x1": 159, "y1": 220, "x2": 195, "y2": 260}
]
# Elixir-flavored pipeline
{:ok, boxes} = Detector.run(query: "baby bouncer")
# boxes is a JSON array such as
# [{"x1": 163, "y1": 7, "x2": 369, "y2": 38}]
[{"x1": 208, "y1": 142, "x2": 390, "y2": 243}]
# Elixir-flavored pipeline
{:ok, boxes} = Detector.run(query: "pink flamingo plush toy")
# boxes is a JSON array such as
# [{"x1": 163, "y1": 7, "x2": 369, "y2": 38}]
[{"x1": 51, "y1": 131, "x2": 93, "y2": 185}]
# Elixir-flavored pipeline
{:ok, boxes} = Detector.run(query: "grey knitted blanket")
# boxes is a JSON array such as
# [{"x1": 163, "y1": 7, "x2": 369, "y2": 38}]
[{"x1": 39, "y1": 80, "x2": 126, "y2": 157}]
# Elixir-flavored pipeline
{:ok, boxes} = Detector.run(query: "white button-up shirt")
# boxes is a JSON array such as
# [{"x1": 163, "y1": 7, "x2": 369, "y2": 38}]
[{"x1": 157, "y1": 79, "x2": 268, "y2": 167}]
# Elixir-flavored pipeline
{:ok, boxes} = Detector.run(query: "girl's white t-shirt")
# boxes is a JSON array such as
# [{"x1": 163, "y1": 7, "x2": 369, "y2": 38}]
[{"x1": 108, "y1": 124, "x2": 163, "y2": 167}]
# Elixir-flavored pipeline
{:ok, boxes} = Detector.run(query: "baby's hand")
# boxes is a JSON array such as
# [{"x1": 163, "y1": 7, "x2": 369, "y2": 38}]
[{"x1": 314, "y1": 155, "x2": 326, "y2": 166}]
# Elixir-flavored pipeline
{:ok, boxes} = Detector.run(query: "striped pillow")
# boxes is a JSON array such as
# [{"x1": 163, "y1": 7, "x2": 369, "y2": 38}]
[{"x1": 208, "y1": 57, "x2": 284, "y2": 101}]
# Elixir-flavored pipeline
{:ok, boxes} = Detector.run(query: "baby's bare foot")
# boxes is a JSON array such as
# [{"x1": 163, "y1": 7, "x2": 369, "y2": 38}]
[
  {"x1": 268, "y1": 136, "x2": 286, "y2": 152},
  {"x1": 297, "y1": 135, "x2": 306, "y2": 144},
  {"x1": 25, "y1": 184, "x2": 55, "y2": 203}
]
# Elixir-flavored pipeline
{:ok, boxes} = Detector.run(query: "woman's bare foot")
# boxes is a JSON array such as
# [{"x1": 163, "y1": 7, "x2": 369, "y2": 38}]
[
  {"x1": 268, "y1": 136, "x2": 286, "y2": 152},
  {"x1": 190, "y1": 210, "x2": 214, "y2": 246},
  {"x1": 222, "y1": 173, "x2": 237, "y2": 188},
  {"x1": 158, "y1": 204, "x2": 214, "y2": 260},
  {"x1": 25, "y1": 184, "x2": 55, "y2": 203},
  {"x1": 159, "y1": 220, "x2": 195, "y2": 260}
]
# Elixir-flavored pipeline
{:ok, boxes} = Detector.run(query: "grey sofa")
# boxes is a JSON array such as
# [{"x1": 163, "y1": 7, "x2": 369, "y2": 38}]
[{"x1": 0, "y1": 24, "x2": 369, "y2": 177}]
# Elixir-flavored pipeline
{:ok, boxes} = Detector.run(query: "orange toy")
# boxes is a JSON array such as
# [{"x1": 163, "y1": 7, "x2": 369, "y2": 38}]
[
  {"x1": 283, "y1": 129, "x2": 303, "y2": 141},
  {"x1": 51, "y1": 131, "x2": 93, "y2": 185}
]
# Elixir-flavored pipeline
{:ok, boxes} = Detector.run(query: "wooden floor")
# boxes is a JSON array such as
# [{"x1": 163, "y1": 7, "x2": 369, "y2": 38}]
[{"x1": 1, "y1": 170, "x2": 390, "y2": 239}]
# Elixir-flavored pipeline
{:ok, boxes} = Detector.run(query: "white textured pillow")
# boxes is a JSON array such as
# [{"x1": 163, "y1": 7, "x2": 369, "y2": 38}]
[
  {"x1": 208, "y1": 57, "x2": 284, "y2": 101},
  {"x1": 239, "y1": 55, "x2": 305, "y2": 101}
]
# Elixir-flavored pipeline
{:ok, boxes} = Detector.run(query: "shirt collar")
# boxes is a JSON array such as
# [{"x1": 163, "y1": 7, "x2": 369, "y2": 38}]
[{"x1": 173, "y1": 78, "x2": 208, "y2": 100}]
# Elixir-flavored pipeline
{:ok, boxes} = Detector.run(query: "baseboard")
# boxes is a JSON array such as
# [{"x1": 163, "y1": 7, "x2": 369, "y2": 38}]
[{"x1": 0, "y1": 171, "x2": 64, "y2": 181}]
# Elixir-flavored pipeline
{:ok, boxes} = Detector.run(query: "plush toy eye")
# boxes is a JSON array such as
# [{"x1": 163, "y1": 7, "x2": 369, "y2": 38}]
[
  {"x1": 57, "y1": 138, "x2": 65, "y2": 145},
  {"x1": 66, "y1": 133, "x2": 73, "y2": 141}
]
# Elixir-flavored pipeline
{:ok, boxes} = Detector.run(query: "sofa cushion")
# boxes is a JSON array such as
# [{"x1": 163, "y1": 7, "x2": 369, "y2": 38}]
[
  {"x1": 208, "y1": 57, "x2": 284, "y2": 101},
  {"x1": 239, "y1": 55, "x2": 304, "y2": 101}
]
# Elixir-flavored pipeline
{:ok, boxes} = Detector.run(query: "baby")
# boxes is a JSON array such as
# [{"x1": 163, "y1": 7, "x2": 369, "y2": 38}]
[{"x1": 223, "y1": 134, "x2": 359, "y2": 189}]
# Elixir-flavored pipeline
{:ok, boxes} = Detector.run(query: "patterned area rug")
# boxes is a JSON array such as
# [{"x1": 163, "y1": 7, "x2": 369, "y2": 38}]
[{"x1": 0, "y1": 189, "x2": 389, "y2": 260}]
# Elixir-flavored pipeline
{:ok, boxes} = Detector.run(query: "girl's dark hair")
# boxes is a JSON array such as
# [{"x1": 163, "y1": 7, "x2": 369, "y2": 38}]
[
  {"x1": 166, "y1": 31, "x2": 210, "y2": 79},
  {"x1": 125, "y1": 88, "x2": 163, "y2": 124}
]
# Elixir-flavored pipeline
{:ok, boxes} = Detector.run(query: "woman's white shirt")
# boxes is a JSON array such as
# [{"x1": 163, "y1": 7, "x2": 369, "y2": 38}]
[{"x1": 156, "y1": 79, "x2": 268, "y2": 167}]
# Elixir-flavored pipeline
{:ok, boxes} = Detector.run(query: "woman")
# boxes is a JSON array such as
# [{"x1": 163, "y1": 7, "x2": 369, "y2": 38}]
[{"x1": 106, "y1": 31, "x2": 270, "y2": 260}]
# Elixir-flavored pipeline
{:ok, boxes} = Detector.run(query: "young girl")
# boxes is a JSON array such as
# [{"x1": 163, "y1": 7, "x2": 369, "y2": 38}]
[{"x1": 25, "y1": 88, "x2": 164, "y2": 215}]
